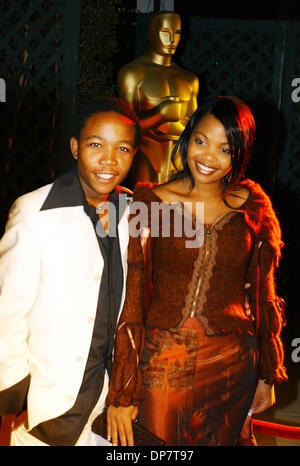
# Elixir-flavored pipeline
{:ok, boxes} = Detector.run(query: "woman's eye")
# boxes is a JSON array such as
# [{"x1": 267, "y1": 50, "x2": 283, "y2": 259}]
[
  {"x1": 119, "y1": 146, "x2": 130, "y2": 152},
  {"x1": 90, "y1": 143, "x2": 101, "y2": 148},
  {"x1": 195, "y1": 138, "x2": 204, "y2": 145}
]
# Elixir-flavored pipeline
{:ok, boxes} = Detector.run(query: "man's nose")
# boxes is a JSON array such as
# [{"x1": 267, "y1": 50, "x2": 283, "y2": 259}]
[{"x1": 98, "y1": 148, "x2": 117, "y2": 164}]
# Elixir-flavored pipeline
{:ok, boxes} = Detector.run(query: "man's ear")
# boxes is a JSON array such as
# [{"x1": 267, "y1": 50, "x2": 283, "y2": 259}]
[{"x1": 70, "y1": 137, "x2": 79, "y2": 160}]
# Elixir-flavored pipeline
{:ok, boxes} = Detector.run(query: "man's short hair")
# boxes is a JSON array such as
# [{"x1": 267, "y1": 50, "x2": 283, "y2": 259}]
[{"x1": 72, "y1": 97, "x2": 141, "y2": 146}]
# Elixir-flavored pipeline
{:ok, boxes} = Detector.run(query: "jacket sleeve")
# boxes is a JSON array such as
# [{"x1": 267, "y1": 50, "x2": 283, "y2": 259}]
[
  {"x1": 106, "y1": 198, "x2": 149, "y2": 407},
  {"x1": 0, "y1": 199, "x2": 41, "y2": 414},
  {"x1": 248, "y1": 241, "x2": 288, "y2": 385}
]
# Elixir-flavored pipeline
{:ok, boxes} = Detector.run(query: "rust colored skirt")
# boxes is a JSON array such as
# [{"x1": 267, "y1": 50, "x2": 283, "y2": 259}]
[{"x1": 138, "y1": 317, "x2": 257, "y2": 446}]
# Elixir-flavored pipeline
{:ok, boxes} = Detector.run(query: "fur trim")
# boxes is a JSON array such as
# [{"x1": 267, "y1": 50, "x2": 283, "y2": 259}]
[
  {"x1": 239, "y1": 179, "x2": 284, "y2": 260},
  {"x1": 116, "y1": 185, "x2": 133, "y2": 195}
]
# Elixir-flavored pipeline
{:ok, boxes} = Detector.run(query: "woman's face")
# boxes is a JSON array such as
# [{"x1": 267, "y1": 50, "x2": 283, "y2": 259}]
[
  {"x1": 187, "y1": 113, "x2": 232, "y2": 186},
  {"x1": 70, "y1": 111, "x2": 137, "y2": 206}
]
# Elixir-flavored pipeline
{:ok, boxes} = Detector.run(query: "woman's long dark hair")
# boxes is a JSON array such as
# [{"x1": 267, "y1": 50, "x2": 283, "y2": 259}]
[{"x1": 170, "y1": 95, "x2": 256, "y2": 202}]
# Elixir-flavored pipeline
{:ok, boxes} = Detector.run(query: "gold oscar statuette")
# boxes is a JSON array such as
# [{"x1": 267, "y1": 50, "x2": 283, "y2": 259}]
[{"x1": 118, "y1": 11, "x2": 199, "y2": 185}]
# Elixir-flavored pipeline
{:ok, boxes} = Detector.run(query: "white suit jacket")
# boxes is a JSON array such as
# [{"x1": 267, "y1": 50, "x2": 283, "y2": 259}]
[{"x1": 0, "y1": 170, "x2": 130, "y2": 431}]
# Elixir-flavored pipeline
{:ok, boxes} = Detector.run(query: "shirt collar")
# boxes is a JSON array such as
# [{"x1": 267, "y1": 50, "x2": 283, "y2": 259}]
[
  {"x1": 40, "y1": 165, "x2": 128, "y2": 226},
  {"x1": 40, "y1": 165, "x2": 84, "y2": 211}
]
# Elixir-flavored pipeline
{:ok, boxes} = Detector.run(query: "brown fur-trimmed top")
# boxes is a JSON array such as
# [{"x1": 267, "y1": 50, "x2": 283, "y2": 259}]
[{"x1": 107, "y1": 179, "x2": 287, "y2": 408}]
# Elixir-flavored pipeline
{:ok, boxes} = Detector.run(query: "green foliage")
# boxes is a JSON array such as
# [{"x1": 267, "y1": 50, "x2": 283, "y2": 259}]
[{"x1": 78, "y1": 0, "x2": 121, "y2": 104}]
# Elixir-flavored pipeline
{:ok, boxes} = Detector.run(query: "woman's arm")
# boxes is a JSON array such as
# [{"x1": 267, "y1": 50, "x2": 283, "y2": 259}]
[
  {"x1": 246, "y1": 240, "x2": 287, "y2": 419},
  {"x1": 256, "y1": 241, "x2": 287, "y2": 386},
  {"x1": 106, "y1": 197, "x2": 151, "y2": 445},
  {"x1": 249, "y1": 379, "x2": 275, "y2": 415}
]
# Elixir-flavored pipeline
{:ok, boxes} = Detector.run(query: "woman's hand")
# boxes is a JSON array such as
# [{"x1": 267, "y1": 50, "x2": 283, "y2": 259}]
[
  {"x1": 244, "y1": 283, "x2": 254, "y2": 320},
  {"x1": 107, "y1": 405, "x2": 138, "y2": 446},
  {"x1": 249, "y1": 379, "x2": 275, "y2": 415}
]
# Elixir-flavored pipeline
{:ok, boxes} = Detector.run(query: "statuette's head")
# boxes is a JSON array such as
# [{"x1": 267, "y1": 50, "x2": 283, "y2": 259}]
[{"x1": 147, "y1": 11, "x2": 181, "y2": 57}]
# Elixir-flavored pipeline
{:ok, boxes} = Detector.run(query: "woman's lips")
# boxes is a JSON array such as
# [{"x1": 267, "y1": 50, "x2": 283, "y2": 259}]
[{"x1": 195, "y1": 161, "x2": 217, "y2": 175}]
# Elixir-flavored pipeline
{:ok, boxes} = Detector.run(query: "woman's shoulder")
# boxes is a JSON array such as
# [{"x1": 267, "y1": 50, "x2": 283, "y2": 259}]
[
  {"x1": 132, "y1": 182, "x2": 163, "y2": 206},
  {"x1": 238, "y1": 178, "x2": 274, "y2": 209},
  {"x1": 133, "y1": 180, "x2": 184, "y2": 203},
  {"x1": 235, "y1": 178, "x2": 278, "y2": 221},
  {"x1": 226, "y1": 185, "x2": 250, "y2": 209},
  {"x1": 237, "y1": 178, "x2": 283, "y2": 255},
  {"x1": 133, "y1": 181, "x2": 157, "y2": 193},
  {"x1": 226, "y1": 178, "x2": 276, "y2": 210},
  {"x1": 152, "y1": 180, "x2": 184, "y2": 203}
]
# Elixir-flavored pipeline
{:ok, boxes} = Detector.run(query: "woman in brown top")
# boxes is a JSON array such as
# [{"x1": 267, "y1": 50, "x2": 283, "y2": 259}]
[{"x1": 106, "y1": 95, "x2": 287, "y2": 446}]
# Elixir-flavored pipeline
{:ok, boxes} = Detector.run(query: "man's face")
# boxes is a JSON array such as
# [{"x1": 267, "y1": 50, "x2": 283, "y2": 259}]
[
  {"x1": 148, "y1": 13, "x2": 181, "y2": 57},
  {"x1": 70, "y1": 111, "x2": 137, "y2": 206}
]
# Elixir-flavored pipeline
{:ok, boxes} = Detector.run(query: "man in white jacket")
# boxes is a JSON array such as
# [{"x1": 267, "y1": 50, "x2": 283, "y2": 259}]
[{"x1": 0, "y1": 97, "x2": 140, "y2": 446}]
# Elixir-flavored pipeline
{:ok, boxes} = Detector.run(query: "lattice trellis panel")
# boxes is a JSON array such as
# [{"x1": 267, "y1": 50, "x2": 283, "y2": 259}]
[
  {"x1": 181, "y1": 25, "x2": 281, "y2": 102},
  {"x1": 0, "y1": 0, "x2": 81, "y2": 233}
]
